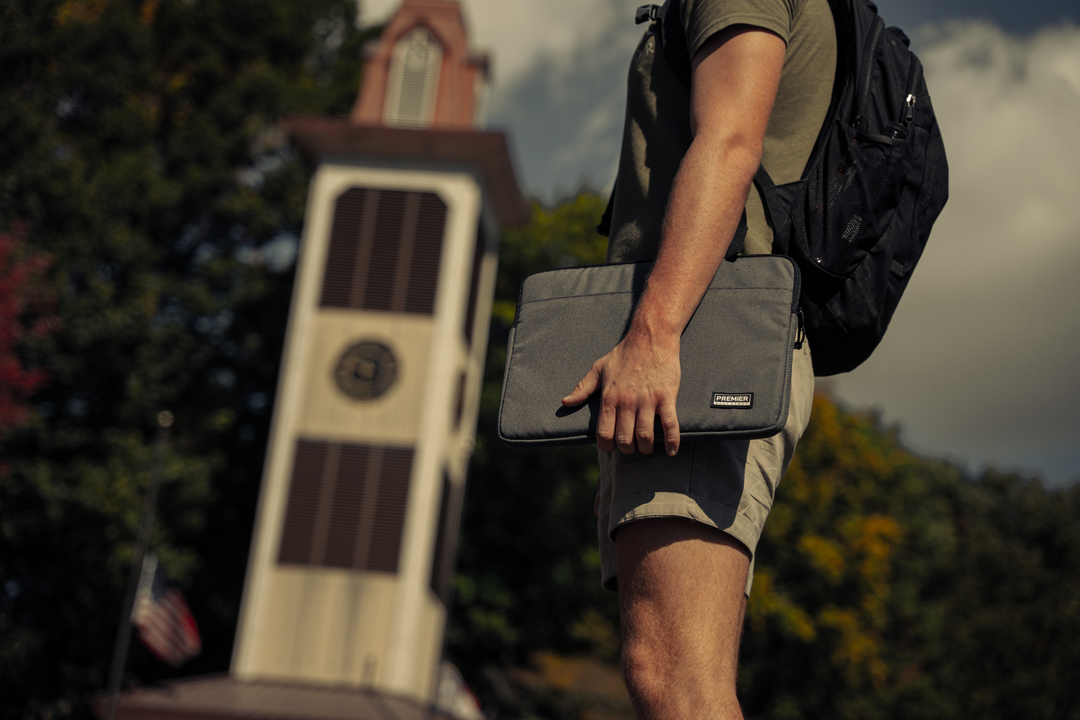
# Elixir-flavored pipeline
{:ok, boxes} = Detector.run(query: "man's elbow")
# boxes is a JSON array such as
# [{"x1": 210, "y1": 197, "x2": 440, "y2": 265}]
[{"x1": 692, "y1": 130, "x2": 762, "y2": 184}]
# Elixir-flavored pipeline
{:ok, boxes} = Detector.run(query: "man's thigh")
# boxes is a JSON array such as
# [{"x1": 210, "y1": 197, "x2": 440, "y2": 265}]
[
  {"x1": 616, "y1": 518, "x2": 750, "y2": 646},
  {"x1": 616, "y1": 518, "x2": 750, "y2": 716}
]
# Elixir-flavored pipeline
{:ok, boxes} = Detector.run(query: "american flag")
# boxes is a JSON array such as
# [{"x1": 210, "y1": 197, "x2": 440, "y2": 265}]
[{"x1": 131, "y1": 554, "x2": 201, "y2": 668}]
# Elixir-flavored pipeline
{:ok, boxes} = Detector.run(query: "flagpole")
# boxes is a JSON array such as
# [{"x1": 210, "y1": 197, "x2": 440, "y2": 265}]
[{"x1": 103, "y1": 411, "x2": 173, "y2": 720}]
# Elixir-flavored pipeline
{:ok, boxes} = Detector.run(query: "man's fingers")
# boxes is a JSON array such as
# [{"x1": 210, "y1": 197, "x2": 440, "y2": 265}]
[
  {"x1": 596, "y1": 392, "x2": 617, "y2": 453},
  {"x1": 659, "y1": 403, "x2": 680, "y2": 456},
  {"x1": 562, "y1": 365, "x2": 601, "y2": 406},
  {"x1": 635, "y1": 407, "x2": 656, "y2": 455},
  {"x1": 615, "y1": 406, "x2": 637, "y2": 455}
]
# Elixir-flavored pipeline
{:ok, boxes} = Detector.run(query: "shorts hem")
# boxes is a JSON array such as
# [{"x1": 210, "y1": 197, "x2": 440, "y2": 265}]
[
  {"x1": 609, "y1": 491, "x2": 762, "y2": 554},
  {"x1": 600, "y1": 491, "x2": 762, "y2": 595}
]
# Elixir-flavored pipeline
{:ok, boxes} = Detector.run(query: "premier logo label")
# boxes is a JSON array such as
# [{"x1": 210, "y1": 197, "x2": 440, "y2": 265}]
[{"x1": 712, "y1": 392, "x2": 753, "y2": 409}]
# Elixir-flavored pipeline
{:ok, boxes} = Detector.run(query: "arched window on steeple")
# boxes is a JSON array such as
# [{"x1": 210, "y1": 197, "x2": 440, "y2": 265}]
[{"x1": 384, "y1": 27, "x2": 442, "y2": 128}]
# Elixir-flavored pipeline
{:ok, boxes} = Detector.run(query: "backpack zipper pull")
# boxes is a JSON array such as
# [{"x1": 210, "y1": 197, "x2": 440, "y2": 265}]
[{"x1": 904, "y1": 94, "x2": 916, "y2": 124}]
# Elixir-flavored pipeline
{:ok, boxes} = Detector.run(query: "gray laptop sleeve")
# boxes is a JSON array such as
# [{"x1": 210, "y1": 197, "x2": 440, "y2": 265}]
[{"x1": 498, "y1": 255, "x2": 801, "y2": 446}]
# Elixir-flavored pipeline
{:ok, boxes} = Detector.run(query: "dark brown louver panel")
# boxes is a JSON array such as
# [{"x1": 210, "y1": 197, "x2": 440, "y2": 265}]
[
  {"x1": 322, "y1": 443, "x2": 370, "y2": 569},
  {"x1": 320, "y1": 187, "x2": 447, "y2": 315},
  {"x1": 320, "y1": 188, "x2": 373, "y2": 309},
  {"x1": 404, "y1": 193, "x2": 446, "y2": 315},
  {"x1": 367, "y1": 447, "x2": 413, "y2": 573},
  {"x1": 463, "y1": 223, "x2": 486, "y2": 346},
  {"x1": 363, "y1": 191, "x2": 407, "y2": 313},
  {"x1": 278, "y1": 439, "x2": 413, "y2": 574},
  {"x1": 277, "y1": 440, "x2": 329, "y2": 565},
  {"x1": 429, "y1": 472, "x2": 464, "y2": 605}
]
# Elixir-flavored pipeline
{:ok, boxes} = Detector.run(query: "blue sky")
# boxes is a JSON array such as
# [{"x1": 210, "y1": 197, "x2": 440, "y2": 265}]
[{"x1": 359, "y1": 0, "x2": 1080, "y2": 486}]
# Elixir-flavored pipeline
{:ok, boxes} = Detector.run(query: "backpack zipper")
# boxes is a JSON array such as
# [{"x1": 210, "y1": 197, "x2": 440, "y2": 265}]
[
  {"x1": 853, "y1": 17, "x2": 886, "y2": 129},
  {"x1": 902, "y1": 56, "x2": 921, "y2": 125}
]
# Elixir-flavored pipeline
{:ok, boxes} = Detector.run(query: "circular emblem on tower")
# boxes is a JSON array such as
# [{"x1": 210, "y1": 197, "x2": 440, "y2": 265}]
[{"x1": 334, "y1": 341, "x2": 398, "y2": 401}]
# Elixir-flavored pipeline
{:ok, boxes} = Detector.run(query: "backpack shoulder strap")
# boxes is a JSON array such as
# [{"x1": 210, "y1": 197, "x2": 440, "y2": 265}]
[
  {"x1": 658, "y1": 0, "x2": 691, "y2": 85},
  {"x1": 597, "y1": 181, "x2": 616, "y2": 236}
]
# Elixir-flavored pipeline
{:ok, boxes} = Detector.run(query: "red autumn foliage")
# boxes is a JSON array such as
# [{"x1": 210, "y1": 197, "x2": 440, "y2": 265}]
[{"x1": 0, "y1": 224, "x2": 57, "y2": 432}]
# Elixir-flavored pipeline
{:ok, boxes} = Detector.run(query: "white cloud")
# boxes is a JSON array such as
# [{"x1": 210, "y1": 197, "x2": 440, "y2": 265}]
[{"x1": 831, "y1": 21, "x2": 1080, "y2": 484}]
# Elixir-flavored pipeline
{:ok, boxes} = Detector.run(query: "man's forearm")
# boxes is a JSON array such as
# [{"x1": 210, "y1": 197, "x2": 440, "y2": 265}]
[{"x1": 627, "y1": 133, "x2": 762, "y2": 347}]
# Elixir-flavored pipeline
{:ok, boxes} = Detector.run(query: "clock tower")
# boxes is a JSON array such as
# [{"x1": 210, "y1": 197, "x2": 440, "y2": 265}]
[{"x1": 228, "y1": 0, "x2": 526, "y2": 709}]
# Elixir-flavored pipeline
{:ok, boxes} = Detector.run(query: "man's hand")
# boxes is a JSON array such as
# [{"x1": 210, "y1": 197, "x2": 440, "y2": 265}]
[{"x1": 562, "y1": 324, "x2": 682, "y2": 456}]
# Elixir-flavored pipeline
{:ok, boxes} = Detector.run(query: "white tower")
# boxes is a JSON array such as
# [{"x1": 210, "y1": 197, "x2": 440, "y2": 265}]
[{"x1": 228, "y1": 0, "x2": 527, "y2": 707}]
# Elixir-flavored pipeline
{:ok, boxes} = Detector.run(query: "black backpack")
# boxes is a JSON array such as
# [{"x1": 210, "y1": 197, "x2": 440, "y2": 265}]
[{"x1": 605, "y1": 0, "x2": 949, "y2": 376}]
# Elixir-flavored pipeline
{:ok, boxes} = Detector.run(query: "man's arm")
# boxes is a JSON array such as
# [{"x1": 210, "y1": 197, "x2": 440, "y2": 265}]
[{"x1": 561, "y1": 25, "x2": 786, "y2": 457}]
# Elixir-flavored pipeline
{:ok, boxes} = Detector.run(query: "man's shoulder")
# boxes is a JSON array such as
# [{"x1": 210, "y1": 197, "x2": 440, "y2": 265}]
[{"x1": 681, "y1": 0, "x2": 808, "y2": 52}]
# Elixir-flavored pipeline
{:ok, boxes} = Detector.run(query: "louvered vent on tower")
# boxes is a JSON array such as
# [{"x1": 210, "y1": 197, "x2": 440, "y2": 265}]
[
  {"x1": 384, "y1": 27, "x2": 443, "y2": 128},
  {"x1": 278, "y1": 439, "x2": 413, "y2": 573},
  {"x1": 321, "y1": 187, "x2": 447, "y2": 315}
]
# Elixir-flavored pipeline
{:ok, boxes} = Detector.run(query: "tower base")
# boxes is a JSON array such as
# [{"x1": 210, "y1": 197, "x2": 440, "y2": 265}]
[{"x1": 94, "y1": 675, "x2": 453, "y2": 720}]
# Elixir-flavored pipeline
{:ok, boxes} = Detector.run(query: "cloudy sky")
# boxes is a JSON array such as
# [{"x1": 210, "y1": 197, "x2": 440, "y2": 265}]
[{"x1": 360, "y1": 0, "x2": 1080, "y2": 486}]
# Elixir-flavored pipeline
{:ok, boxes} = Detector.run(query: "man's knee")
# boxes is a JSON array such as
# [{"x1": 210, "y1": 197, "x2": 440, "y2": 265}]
[
  {"x1": 621, "y1": 628, "x2": 741, "y2": 718},
  {"x1": 620, "y1": 629, "x2": 667, "y2": 697},
  {"x1": 621, "y1": 632, "x2": 689, "y2": 716}
]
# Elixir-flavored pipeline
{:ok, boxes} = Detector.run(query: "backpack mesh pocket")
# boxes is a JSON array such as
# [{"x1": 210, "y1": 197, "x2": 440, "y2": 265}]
[{"x1": 802, "y1": 122, "x2": 900, "y2": 278}]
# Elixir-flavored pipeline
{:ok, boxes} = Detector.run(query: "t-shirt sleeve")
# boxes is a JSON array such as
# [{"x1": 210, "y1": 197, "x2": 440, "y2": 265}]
[{"x1": 681, "y1": 0, "x2": 798, "y2": 60}]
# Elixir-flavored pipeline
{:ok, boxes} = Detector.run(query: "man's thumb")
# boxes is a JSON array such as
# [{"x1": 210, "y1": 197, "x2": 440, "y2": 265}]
[{"x1": 562, "y1": 368, "x2": 599, "y2": 406}]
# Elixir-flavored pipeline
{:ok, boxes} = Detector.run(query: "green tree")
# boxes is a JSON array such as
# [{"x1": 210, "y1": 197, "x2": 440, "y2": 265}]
[
  {"x1": 929, "y1": 470, "x2": 1080, "y2": 720},
  {"x1": 0, "y1": 0, "x2": 376, "y2": 715}
]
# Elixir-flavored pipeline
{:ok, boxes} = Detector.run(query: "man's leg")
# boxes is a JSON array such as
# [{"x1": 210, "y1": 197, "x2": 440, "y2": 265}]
[{"x1": 616, "y1": 517, "x2": 750, "y2": 720}]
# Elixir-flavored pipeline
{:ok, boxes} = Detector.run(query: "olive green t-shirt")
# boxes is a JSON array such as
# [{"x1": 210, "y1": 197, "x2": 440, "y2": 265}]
[{"x1": 606, "y1": 0, "x2": 836, "y2": 262}]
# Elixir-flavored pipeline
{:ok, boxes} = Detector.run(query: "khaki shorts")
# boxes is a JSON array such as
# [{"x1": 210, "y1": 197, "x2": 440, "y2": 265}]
[{"x1": 597, "y1": 341, "x2": 814, "y2": 596}]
